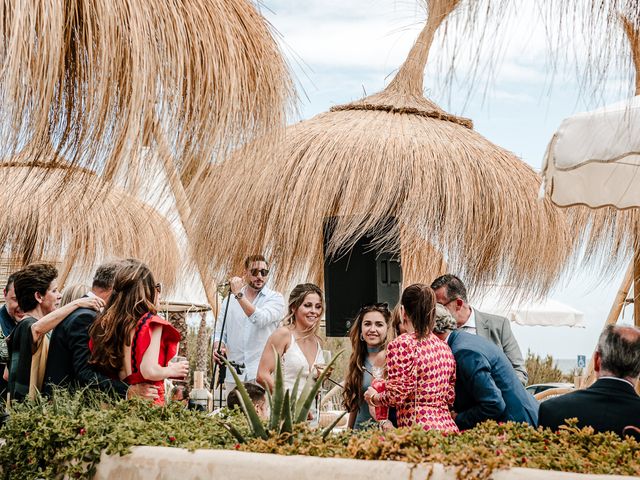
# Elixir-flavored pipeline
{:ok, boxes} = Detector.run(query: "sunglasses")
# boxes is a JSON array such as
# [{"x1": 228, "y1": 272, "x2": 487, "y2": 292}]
[
  {"x1": 250, "y1": 268, "x2": 269, "y2": 277},
  {"x1": 358, "y1": 302, "x2": 389, "y2": 313},
  {"x1": 155, "y1": 283, "x2": 162, "y2": 294}
]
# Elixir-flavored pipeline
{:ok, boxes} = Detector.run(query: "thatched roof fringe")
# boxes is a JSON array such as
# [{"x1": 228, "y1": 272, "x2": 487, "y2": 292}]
[
  {"x1": 621, "y1": 15, "x2": 640, "y2": 95},
  {"x1": 0, "y1": 0, "x2": 295, "y2": 191}
]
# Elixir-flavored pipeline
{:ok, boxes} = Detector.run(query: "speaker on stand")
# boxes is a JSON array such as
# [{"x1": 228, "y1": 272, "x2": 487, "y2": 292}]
[{"x1": 323, "y1": 218, "x2": 402, "y2": 337}]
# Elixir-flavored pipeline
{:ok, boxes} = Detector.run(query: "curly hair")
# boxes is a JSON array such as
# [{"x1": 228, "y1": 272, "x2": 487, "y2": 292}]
[
  {"x1": 89, "y1": 259, "x2": 158, "y2": 377},
  {"x1": 342, "y1": 303, "x2": 391, "y2": 413}
]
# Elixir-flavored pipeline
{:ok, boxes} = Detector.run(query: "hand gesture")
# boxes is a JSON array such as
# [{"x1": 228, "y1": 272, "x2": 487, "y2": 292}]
[
  {"x1": 74, "y1": 296, "x2": 106, "y2": 312},
  {"x1": 167, "y1": 359, "x2": 189, "y2": 380},
  {"x1": 364, "y1": 386, "x2": 378, "y2": 406},
  {"x1": 213, "y1": 342, "x2": 227, "y2": 365},
  {"x1": 126, "y1": 383, "x2": 159, "y2": 401},
  {"x1": 229, "y1": 277, "x2": 244, "y2": 296}
]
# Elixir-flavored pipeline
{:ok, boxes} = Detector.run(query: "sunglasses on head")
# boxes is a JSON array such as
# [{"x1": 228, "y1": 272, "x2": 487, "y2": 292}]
[
  {"x1": 250, "y1": 268, "x2": 269, "y2": 277},
  {"x1": 358, "y1": 302, "x2": 389, "y2": 313}
]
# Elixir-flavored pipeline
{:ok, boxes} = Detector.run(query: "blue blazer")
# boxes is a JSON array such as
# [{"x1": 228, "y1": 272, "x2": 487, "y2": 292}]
[{"x1": 447, "y1": 330, "x2": 538, "y2": 430}]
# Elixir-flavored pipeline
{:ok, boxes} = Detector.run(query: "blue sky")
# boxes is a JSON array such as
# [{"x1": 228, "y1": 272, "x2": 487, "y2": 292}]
[{"x1": 260, "y1": 0, "x2": 637, "y2": 363}]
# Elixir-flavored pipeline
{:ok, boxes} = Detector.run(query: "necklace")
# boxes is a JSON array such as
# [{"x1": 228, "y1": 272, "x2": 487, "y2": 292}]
[{"x1": 366, "y1": 345, "x2": 383, "y2": 353}]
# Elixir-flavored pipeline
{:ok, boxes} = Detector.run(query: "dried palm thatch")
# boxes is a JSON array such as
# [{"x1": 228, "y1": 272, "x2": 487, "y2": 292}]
[
  {"x1": 191, "y1": 0, "x2": 579, "y2": 297},
  {"x1": 0, "y1": 0, "x2": 294, "y2": 189},
  {"x1": 0, "y1": 162, "x2": 181, "y2": 289},
  {"x1": 539, "y1": 0, "x2": 640, "y2": 99}
]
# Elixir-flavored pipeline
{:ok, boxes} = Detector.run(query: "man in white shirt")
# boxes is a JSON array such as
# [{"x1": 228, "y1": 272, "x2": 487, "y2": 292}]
[
  {"x1": 431, "y1": 274, "x2": 528, "y2": 385},
  {"x1": 213, "y1": 255, "x2": 285, "y2": 385}
]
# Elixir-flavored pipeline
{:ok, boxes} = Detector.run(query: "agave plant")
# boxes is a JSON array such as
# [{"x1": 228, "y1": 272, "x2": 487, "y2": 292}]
[{"x1": 221, "y1": 349, "x2": 346, "y2": 442}]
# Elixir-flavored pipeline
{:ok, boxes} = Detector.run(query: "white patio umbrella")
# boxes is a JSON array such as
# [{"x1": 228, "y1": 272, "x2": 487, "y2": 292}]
[
  {"x1": 542, "y1": 95, "x2": 640, "y2": 210},
  {"x1": 542, "y1": 16, "x2": 640, "y2": 330},
  {"x1": 475, "y1": 286, "x2": 585, "y2": 327}
]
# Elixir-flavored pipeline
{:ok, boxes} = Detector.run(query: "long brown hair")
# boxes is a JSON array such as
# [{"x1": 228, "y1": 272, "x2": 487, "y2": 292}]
[
  {"x1": 89, "y1": 259, "x2": 158, "y2": 377},
  {"x1": 282, "y1": 283, "x2": 324, "y2": 338},
  {"x1": 342, "y1": 304, "x2": 391, "y2": 413},
  {"x1": 401, "y1": 283, "x2": 436, "y2": 339}
]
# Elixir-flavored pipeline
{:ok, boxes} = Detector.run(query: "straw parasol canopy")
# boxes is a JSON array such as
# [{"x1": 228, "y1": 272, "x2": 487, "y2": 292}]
[
  {"x1": 0, "y1": 0, "x2": 294, "y2": 188},
  {"x1": 0, "y1": 159, "x2": 181, "y2": 289},
  {"x1": 190, "y1": 0, "x2": 577, "y2": 296}
]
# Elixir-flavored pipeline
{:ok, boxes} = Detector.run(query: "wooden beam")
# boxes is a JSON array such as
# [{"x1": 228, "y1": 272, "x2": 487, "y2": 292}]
[{"x1": 634, "y1": 248, "x2": 640, "y2": 327}]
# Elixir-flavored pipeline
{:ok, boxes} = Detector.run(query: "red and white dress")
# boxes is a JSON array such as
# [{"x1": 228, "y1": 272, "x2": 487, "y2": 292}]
[{"x1": 378, "y1": 332, "x2": 458, "y2": 433}]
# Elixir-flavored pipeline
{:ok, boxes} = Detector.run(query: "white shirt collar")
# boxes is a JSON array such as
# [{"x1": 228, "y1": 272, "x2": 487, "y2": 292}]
[
  {"x1": 460, "y1": 307, "x2": 476, "y2": 329},
  {"x1": 599, "y1": 376, "x2": 636, "y2": 389}
]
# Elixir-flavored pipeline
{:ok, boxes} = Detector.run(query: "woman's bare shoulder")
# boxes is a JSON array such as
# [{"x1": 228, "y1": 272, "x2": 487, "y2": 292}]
[{"x1": 270, "y1": 326, "x2": 292, "y2": 343}]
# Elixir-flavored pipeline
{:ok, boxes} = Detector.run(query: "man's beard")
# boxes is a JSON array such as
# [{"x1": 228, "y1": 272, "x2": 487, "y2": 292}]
[{"x1": 248, "y1": 280, "x2": 264, "y2": 291}]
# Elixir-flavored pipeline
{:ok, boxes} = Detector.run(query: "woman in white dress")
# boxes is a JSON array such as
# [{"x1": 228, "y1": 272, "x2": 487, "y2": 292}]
[{"x1": 256, "y1": 283, "x2": 324, "y2": 395}]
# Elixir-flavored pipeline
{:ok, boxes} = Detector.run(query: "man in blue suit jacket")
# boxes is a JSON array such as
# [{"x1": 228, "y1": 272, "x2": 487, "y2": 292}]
[{"x1": 433, "y1": 305, "x2": 538, "y2": 430}]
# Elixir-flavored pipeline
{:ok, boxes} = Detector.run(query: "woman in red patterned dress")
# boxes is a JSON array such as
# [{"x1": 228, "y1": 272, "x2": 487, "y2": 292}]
[
  {"x1": 364, "y1": 284, "x2": 458, "y2": 432},
  {"x1": 89, "y1": 260, "x2": 188, "y2": 405}
]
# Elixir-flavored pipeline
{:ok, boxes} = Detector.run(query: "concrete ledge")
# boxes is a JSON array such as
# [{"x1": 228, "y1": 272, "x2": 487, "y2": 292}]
[{"x1": 92, "y1": 447, "x2": 635, "y2": 480}]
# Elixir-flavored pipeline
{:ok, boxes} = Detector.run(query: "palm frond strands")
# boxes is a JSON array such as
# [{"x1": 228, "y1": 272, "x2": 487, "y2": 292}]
[
  {"x1": 0, "y1": 0, "x2": 295, "y2": 189},
  {"x1": 190, "y1": 0, "x2": 579, "y2": 297},
  {"x1": 0, "y1": 163, "x2": 181, "y2": 290}
]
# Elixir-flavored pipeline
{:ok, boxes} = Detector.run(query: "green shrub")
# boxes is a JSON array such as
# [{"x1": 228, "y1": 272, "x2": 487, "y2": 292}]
[
  {"x1": 525, "y1": 351, "x2": 564, "y2": 385},
  {"x1": 1, "y1": 390, "x2": 639, "y2": 479},
  {"x1": 0, "y1": 389, "x2": 244, "y2": 479}
]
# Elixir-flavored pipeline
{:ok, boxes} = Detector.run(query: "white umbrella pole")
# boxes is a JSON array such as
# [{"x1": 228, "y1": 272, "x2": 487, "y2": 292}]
[{"x1": 634, "y1": 249, "x2": 640, "y2": 327}]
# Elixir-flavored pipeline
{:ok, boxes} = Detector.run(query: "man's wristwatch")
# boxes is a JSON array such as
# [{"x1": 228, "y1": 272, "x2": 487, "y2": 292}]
[{"x1": 234, "y1": 292, "x2": 244, "y2": 300}]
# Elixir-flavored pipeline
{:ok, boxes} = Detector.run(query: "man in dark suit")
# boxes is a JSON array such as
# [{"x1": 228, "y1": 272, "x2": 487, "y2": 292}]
[
  {"x1": 43, "y1": 262, "x2": 158, "y2": 400},
  {"x1": 432, "y1": 274, "x2": 528, "y2": 385},
  {"x1": 538, "y1": 325, "x2": 640, "y2": 439},
  {"x1": 433, "y1": 304, "x2": 538, "y2": 430}
]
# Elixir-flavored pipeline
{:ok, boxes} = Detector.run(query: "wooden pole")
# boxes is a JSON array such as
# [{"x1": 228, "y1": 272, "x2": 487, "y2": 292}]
[
  {"x1": 634, "y1": 249, "x2": 640, "y2": 327},
  {"x1": 150, "y1": 118, "x2": 219, "y2": 317},
  {"x1": 583, "y1": 261, "x2": 634, "y2": 386}
]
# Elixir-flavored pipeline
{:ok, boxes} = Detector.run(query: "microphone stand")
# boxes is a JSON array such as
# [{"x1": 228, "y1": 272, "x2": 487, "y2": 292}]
[{"x1": 211, "y1": 286, "x2": 232, "y2": 408}]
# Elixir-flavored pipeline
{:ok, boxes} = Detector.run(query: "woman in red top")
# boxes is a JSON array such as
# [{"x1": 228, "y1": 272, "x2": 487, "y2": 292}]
[
  {"x1": 89, "y1": 260, "x2": 188, "y2": 405},
  {"x1": 365, "y1": 284, "x2": 458, "y2": 433}
]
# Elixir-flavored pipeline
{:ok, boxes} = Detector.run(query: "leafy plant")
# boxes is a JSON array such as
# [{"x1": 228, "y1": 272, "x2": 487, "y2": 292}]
[
  {"x1": 525, "y1": 351, "x2": 564, "y2": 385},
  {"x1": 221, "y1": 349, "x2": 346, "y2": 442},
  {"x1": 0, "y1": 388, "x2": 244, "y2": 479}
]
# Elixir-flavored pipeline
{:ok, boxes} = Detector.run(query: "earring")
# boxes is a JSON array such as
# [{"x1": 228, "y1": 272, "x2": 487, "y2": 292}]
[{"x1": 359, "y1": 333, "x2": 364, "y2": 341}]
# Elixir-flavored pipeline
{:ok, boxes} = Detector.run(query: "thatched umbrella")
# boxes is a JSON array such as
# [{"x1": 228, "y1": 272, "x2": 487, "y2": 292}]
[
  {"x1": 0, "y1": 0, "x2": 294, "y2": 186},
  {"x1": 0, "y1": 161, "x2": 181, "y2": 289},
  {"x1": 190, "y1": 0, "x2": 577, "y2": 296}
]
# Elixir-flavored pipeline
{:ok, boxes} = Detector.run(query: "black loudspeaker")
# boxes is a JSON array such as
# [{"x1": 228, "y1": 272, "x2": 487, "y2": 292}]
[{"x1": 324, "y1": 219, "x2": 402, "y2": 337}]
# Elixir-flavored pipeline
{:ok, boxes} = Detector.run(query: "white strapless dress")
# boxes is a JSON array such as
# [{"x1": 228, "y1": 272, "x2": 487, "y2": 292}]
[{"x1": 282, "y1": 334, "x2": 324, "y2": 396}]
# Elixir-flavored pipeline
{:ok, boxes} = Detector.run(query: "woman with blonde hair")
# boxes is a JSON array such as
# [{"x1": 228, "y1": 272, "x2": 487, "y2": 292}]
[
  {"x1": 60, "y1": 284, "x2": 90, "y2": 306},
  {"x1": 257, "y1": 283, "x2": 325, "y2": 395},
  {"x1": 343, "y1": 303, "x2": 391, "y2": 430},
  {"x1": 89, "y1": 259, "x2": 188, "y2": 405}
]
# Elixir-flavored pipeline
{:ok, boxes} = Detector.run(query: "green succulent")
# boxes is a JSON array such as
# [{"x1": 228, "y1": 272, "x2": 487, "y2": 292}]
[{"x1": 221, "y1": 349, "x2": 346, "y2": 442}]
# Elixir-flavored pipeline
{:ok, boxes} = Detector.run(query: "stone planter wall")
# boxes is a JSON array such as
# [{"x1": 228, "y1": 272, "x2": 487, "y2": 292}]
[{"x1": 93, "y1": 447, "x2": 634, "y2": 480}]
